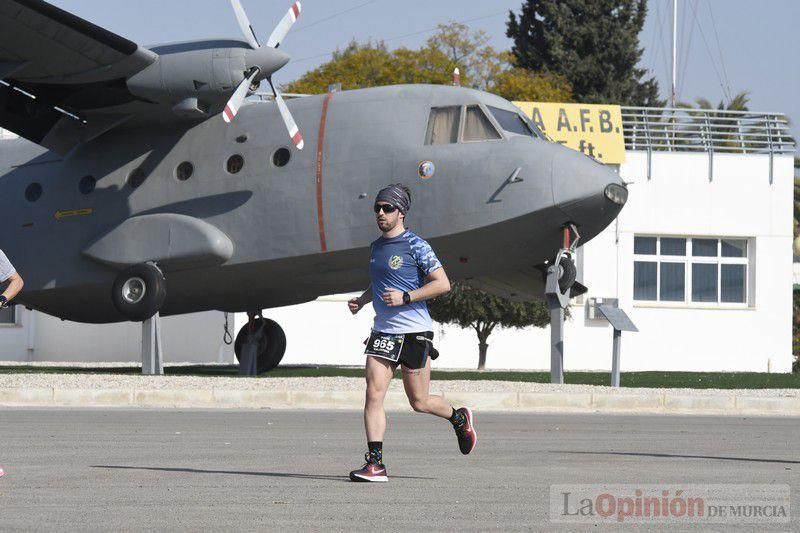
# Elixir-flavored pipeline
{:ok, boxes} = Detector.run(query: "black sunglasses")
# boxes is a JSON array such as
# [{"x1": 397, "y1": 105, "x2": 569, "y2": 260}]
[{"x1": 374, "y1": 203, "x2": 398, "y2": 214}]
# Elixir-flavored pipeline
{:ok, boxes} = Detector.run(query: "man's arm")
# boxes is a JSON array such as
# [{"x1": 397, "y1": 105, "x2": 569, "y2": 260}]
[
  {"x1": 1, "y1": 272, "x2": 24, "y2": 306},
  {"x1": 409, "y1": 267, "x2": 450, "y2": 303},
  {"x1": 348, "y1": 285, "x2": 373, "y2": 314},
  {"x1": 382, "y1": 268, "x2": 450, "y2": 307}
]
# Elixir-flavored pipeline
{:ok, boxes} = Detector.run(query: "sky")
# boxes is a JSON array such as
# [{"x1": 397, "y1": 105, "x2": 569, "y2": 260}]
[{"x1": 46, "y1": 0, "x2": 800, "y2": 141}]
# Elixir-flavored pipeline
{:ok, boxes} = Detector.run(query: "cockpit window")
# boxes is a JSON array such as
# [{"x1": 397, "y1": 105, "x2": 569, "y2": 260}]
[
  {"x1": 462, "y1": 105, "x2": 502, "y2": 142},
  {"x1": 425, "y1": 106, "x2": 461, "y2": 145},
  {"x1": 488, "y1": 105, "x2": 541, "y2": 138}
]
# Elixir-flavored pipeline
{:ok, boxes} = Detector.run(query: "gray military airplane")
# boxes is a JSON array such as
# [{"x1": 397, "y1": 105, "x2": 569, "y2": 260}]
[{"x1": 0, "y1": 0, "x2": 627, "y2": 372}]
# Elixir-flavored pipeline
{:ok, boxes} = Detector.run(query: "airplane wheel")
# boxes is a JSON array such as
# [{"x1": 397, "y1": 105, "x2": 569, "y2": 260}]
[
  {"x1": 234, "y1": 318, "x2": 286, "y2": 374},
  {"x1": 558, "y1": 257, "x2": 577, "y2": 293},
  {"x1": 111, "y1": 263, "x2": 167, "y2": 322}
]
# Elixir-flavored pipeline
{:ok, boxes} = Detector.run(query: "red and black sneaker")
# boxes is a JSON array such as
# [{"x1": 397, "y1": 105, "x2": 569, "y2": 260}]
[
  {"x1": 453, "y1": 407, "x2": 477, "y2": 455},
  {"x1": 349, "y1": 453, "x2": 388, "y2": 482}
]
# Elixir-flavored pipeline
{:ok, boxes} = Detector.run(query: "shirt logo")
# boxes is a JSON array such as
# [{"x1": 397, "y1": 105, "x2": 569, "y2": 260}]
[{"x1": 388, "y1": 255, "x2": 403, "y2": 269}]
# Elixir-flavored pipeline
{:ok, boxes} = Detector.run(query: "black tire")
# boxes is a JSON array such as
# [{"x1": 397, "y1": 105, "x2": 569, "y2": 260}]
[
  {"x1": 234, "y1": 318, "x2": 287, "y2": 374},
  {"x1": 111, "y1": 263, "x2": 166, "y2": 321},
  {"x1": 558, "y1": 256, "x2": 577, "y2": 293}
]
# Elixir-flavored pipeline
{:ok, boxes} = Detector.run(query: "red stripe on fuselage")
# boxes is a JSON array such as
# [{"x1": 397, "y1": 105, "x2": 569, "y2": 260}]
[
  {"x1": 292, "y1": 3, "x2": 300, "y2": 18},
  {"x1": 315, "y1": 92, "x2": 333, "y2": 252}
]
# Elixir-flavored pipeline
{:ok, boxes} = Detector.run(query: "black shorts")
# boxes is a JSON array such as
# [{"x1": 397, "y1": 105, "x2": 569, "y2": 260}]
[{"x1": 364, "y1": 331, "x2": 435, "y2": 369}]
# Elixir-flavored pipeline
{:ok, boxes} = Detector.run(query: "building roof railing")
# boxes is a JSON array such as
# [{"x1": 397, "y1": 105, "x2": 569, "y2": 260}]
[{"x1": 620, "y1": 106, "x2": 795, "y2": 156}]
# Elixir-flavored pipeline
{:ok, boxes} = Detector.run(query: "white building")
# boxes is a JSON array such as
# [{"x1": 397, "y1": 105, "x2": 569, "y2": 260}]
[{"x1": 0, "y1": 108, "x2": 796, "y2": 372}]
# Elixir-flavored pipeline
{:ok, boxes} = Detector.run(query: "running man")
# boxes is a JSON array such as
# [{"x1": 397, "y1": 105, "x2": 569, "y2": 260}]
[
  {"x1": 0, "y1": 248, "x2": 23, "y2": 310},
  {"x1": 0, "y1": 248, "x2": 23, "y2": 479},
  {"x1": 347, "y1": 184, "x2": 476, "y2": 482}
]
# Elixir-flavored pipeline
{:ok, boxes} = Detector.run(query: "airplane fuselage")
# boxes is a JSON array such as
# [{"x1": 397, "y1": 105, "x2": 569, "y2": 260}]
[{"x1": 0, "y1": 84, "x2": 624, "y2": 323}]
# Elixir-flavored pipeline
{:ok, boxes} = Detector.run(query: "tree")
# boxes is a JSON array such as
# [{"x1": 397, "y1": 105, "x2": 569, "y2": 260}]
[
  {"x1": 677, "y1": 91, "x2": 751, "y2": 150},
  {"x1": 283, "y1": 40, "x2": 455, "y2": 94},
  {"x1": 680, "y1": 91, "x2": 750, "y2": 112},
  {"x1": 428, "y1": 282, "x2": 550, "y2": 370},
  {"x1": 492, "y1": 68, "x2": 571, "y2": 102},
  {"x1": 424, "y1": 23, "x2": 489, "y2": 87},
  {"x1": 507, "y1": 0, "x2": 663, "y2": 106},
  {"x1": 285, "y1": 23, "x2": 572, "y2": 102}
]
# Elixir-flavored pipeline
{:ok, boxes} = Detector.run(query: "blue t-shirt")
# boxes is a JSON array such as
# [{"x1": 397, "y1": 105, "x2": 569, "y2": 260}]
[{"x1": 369, "y1": 230, "x2": 442, "y2": 334}]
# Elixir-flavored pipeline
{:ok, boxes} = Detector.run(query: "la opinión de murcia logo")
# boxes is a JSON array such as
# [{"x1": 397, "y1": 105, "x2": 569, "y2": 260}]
[{"x1": 550, "y1": 484, "x2": 790, "y2": 524}]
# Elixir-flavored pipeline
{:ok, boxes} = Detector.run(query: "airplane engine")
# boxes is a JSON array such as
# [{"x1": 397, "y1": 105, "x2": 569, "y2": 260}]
[{"x1": 126, "y1": 45, "x2": 289, "y2": 118}]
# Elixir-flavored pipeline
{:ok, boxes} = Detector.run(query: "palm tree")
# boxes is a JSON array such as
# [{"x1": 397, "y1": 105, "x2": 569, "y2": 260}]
[{"x1": 677, "y1": 91, "x2": 751, "y2": 151}]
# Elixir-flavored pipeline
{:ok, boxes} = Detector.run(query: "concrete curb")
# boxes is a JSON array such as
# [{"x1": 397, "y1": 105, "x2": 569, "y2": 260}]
[{"x1": 1, "y1": 387, "x2": 800, "y2": 416}]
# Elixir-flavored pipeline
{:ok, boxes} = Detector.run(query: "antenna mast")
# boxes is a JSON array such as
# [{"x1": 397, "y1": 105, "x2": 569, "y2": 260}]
[{"x1": 671, "y1": 0, "x2": 677, "y2": 107}]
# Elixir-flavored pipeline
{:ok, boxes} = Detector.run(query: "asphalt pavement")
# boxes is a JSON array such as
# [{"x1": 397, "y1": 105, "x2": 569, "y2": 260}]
[{"x1": 0, "y1": 409, "x2": 798, "y2": 531}]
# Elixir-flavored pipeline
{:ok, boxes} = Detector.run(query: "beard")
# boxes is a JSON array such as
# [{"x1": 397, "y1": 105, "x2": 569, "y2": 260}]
[{"x1": 377, "y1": 217, "x2": 398, "y2": 232}]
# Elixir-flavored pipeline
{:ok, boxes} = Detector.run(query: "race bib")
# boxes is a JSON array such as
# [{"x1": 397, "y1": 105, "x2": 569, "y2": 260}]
[{"x1": 364, "y1": 331, "x2": 405, "y2": 362}]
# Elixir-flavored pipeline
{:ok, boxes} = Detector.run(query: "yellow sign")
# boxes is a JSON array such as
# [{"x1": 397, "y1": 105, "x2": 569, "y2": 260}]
[
  {"x1": 513, "y1": 102, "x2": 626, "y2": 164},
  {"x1": 54, "y1": 208, "x2": 93, "y2": 220}
]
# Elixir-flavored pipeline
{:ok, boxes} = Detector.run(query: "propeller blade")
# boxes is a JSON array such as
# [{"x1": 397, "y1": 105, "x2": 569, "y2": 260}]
[
  {"x1": 269, "y1": 79, "x2": 303, "y2": 150},
  {"x1": 222, "y1": 69, "x2": 259, "y2": 124},
  {"x1": 266, "y1": 2, "x2": 301, "y2": 48},
  {"x1": 230, "y1": 0, "x2": 260, "y2": 50}
]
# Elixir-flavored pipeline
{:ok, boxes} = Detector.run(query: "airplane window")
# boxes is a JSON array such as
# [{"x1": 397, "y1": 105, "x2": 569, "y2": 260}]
[
  {"x1": 462, "y1": 105, "x2": 501, "y2": 142},
  {"x1": 79, "y1": 175, "x2": 96, "y2": 194},
  {"x1": 175, "y1": 162, "x2": 193, "y2": 181},
  {"x1": 488, "y1": 106, "x2": 539, "y2": 138},
  {"x1": 227, "y1": 154, "x2": 244, "y2": 174},
  {"x1": 128, "y1": 168, "x2": 146, "y2": 189},
  {"x1": 273, "y1": 147, "x2": 291, "y2": 167},
  {"x1": 25, "y1": 182, "x2": 42, "y2": 202},
  {"x1": 425, "y1": 106, "x2": 460, "y2": 145}
]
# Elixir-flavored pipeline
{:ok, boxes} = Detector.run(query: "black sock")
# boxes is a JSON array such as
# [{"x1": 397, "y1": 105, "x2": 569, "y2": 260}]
[
  {"x1": 367, "y1": 441, "x2": 383, "y2": 464},
  {"x1": 449, "y1": 407, "x2": 466, "y2": 427}
]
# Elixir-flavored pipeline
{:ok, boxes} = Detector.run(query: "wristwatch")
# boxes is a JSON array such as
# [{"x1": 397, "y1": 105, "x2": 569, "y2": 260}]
[
  {"x1": 0, "y1": 295, "x2": 7, "y2": 308},
  {"x1": 402, "y1": 292, "x2": 411, "y2": 305}
]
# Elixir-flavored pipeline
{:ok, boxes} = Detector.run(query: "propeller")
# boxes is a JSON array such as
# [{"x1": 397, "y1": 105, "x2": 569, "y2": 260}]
[
  {"x1": 223, "y1": 68, "x2": 260, "y2": 124},
  {"x1": 223, "y1": 1, "x2": 304, "y2": 150}
]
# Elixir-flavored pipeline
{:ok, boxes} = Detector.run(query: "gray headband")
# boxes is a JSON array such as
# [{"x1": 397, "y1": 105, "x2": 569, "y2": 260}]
[{"x1": 375, "y1": 185, "x2": 410, "y2": 214}]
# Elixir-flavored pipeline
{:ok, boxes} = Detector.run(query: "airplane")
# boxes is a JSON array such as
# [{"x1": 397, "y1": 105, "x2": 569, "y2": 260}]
[{"x1": 0, "y1": 0, "x2": 628, "y2": 373}]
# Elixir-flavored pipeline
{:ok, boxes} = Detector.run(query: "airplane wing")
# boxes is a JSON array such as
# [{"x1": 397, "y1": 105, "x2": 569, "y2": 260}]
[{"x1": 0, "y1": 0, "x2": 159, "y2": 153}]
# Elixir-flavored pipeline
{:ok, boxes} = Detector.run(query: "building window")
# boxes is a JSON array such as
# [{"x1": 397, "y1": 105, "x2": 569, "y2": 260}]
[{"x1": 633, "y1": 236, "x2": 750, "y2": 305}]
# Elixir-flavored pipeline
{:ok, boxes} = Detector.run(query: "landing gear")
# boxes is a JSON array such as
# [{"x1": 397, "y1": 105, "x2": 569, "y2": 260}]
[
  {"x1": 234, "y1": 312, "x2": 287, "y2": 374},
  {"x1": 111, "y1": 262, "x2": 166, "y2": 321},
  {"x1": 545, "y1": 225, "x2": 582, "y2": 385},
  {"x1": 555, "y1": 255, "x2": 577, "y2": 293}
]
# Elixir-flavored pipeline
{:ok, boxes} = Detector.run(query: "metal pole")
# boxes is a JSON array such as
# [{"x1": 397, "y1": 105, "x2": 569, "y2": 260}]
[
  {"x1": 611, "y1": 328, "x2": 621, "y2": 387},
  {"x1": 550, "y1": 304, "x2": 564, "y2": 384},
  {"x1": 141, "y1": 312, "x2": 164, "y2": 375},
  {"x1": 671, "y1": 0, "x2": 677, "y2": 107}
]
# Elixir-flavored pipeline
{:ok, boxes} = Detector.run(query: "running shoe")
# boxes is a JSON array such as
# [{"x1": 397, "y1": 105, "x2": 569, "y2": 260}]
[
  {"x1": 349, "y1": 453, "x2": 388, "y2": 482},
  {"x1": 454, "y1": 406, "x2": 477, "y2": 455}
]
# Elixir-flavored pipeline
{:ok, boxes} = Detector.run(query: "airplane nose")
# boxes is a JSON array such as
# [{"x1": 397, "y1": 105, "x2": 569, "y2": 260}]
[
  {"x1": 551, "y1": 149, "x2": 627, "y2": 231},
  {"x1": 246, "y1": 47, "x2": 291, "y2": 78}
]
